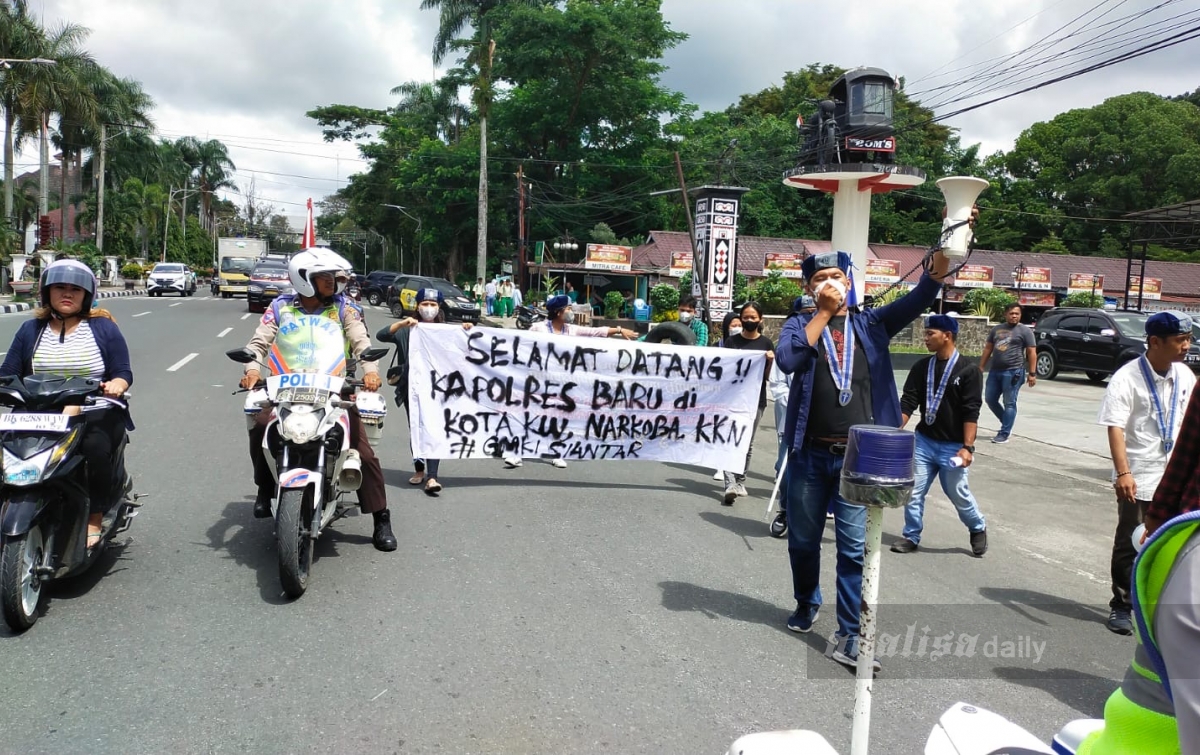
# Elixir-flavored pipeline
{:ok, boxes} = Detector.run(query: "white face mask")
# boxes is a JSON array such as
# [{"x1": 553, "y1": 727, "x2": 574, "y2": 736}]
[
  {"x1": 417, "y1": 305, "x2": 439, "y2": 321},
  {"x1": 564, "y1": 310, "x2": 575, "y2": 324},
  {"x1": 678, "y1": 311, "x2": 694, "y2": 324},
  {"x1": 728, "y1": 326, "x2": 743, "y2": 338},
  {"x1": 814, "y1": 278, "x2": 847, "y2": 304}
]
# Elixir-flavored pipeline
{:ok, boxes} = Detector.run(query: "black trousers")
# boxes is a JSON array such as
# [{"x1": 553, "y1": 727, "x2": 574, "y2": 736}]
[
  {"x1": 1110, "y1": 497, "x2": 1148, "y2": 612},
  {"x1": 79, "y1": 411, "x2": 127, "y2": 514}
]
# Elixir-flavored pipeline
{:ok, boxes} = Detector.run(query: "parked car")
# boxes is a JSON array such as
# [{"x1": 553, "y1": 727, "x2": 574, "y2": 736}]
[
  {"x1": 1033, "y1": 307, "x2": 1149, "y2": 383},
  {"x1": 387, "y1": 276, "x2": 481, "y2": 323},
  {"x1": 246, "y1": 259, "x2": 292, "y2": 314},
  {"x1": 146, "y1": 263, "x2": 196, "y2": 297},
  {"x1": 361, "y1": 271, "x2": 403, "y2": 306}
]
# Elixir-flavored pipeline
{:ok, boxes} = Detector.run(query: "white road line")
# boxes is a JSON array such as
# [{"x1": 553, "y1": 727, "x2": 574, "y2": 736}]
[
  {"x1": 241, "y1": 313, "x2": 252, "y2": 320},
  {"x1": 200, "y1": 296, "x2": 211, "y2": 300},
  {"x1": 166, "y1": 353, "x2": 199, "y2": 372},
  {"x1": 133, "y1": 311, "x2": 151, "y2": 318},
  {"x1": 217, "y1": 327, "x2": 233, "y2": 338},
  {"x1": 169, "y1": 302, "x2": 183, "y2": 307}
]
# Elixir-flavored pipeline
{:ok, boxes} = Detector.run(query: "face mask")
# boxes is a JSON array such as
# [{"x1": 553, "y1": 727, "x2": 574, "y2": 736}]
[
  {"x1": 728, "y1": 327, "x2": 743, "y2": 338},
  {"x1": 564, "y1": 310, "x2": 575, "y2": 324},
  {"x1": 814, "y1": 278, "x2": 847, "y2": 302},
  {"x1": 678, "y1": 311, "x2": 694, "y2": 324},
  {"x1": 742, "y1": 320, "x2": 761, "y2": 333},
  {"x1": 418, "y1": 305, "x2": 439, "y2": 321}
]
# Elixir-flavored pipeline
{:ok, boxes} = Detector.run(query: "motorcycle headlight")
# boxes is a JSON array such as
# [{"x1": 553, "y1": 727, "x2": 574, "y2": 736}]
[{"x1": 280, "y1": 408, "x2": 321, "y2": 443}]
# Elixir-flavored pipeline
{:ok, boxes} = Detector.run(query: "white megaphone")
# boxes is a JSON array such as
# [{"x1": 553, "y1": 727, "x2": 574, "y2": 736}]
[{"x1": 936, "y1": 176, "x2": 989, "y2": 259}]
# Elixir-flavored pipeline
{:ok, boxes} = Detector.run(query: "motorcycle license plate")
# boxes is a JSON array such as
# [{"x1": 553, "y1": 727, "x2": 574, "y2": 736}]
[
  {"x1": 275, "y1": 388, "x2": 329, "y2": 404},
  {"x1": 0, "y1": 413, "x2": 71, "y2": 432}
]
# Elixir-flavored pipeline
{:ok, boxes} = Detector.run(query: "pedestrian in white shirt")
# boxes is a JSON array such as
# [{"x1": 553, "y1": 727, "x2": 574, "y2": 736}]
[
  {"x1": 484, "y1": 278, "x2": 498, "y2": 316},
  {"x1": 1097, "y1": 310, "x2": 1196, "y2": 635}
]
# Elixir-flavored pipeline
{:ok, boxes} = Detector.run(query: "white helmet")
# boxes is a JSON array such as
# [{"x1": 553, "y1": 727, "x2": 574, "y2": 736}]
[{"x1": 288, "y1": 247, "x2": 353, "y2": 298}]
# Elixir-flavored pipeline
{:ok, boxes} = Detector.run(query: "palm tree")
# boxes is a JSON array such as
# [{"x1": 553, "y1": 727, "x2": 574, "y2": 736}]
[
  {"x1": 390, "y1": 78, "x2": 470, "y2": 144},
  {"x1": 81, "y1": 70, "x2": 154, "y2": 251},
  {"x1": 420, "y1": 0, "x2": 540, "y2": 283},
  {"x1": 0, "y1": 0, "x2": 41, "y2": 222},
  {"x1": 190, "y1": 138, "x2": 236, "y2": 228}
]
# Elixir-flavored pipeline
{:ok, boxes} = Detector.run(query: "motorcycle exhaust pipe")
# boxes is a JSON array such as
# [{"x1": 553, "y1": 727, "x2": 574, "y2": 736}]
[{"x1": 340, "y1": 449, "x2": 363, "y2": 491}]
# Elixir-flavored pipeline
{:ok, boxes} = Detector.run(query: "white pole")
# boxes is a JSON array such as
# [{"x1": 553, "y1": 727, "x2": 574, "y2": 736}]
[
  {"x1": 829, "y1": 181, "x2": 872, "y2": 304},
  {"x1": 764, "y1": 458, "x2": 787, "y2": 521},
  {"x1": 850, "y1": 505, "x2": 884, "y2": 755}
]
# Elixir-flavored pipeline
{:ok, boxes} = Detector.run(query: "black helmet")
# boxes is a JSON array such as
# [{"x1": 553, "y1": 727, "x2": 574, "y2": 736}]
[{"x1": 40, "y1": 259, "x2": 97, "y2": 313}]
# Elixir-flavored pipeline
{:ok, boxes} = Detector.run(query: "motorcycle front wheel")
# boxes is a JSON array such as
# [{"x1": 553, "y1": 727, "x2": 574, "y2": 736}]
[
  {"x1": 1, "y1": 527, "x2": 45, "y2": 631},
  {"x1": 276, "y1": 488, "x2": 314, "y2": 599}
]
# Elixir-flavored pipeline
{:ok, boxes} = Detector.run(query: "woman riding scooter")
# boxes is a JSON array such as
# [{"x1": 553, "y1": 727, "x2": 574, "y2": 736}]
[{"x1": 0, "y1": 260, "x2": 133, "y2": 547}]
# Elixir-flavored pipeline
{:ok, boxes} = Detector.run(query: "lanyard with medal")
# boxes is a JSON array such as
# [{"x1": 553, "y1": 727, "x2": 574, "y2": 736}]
[
  {"x1": 925, "y1": 350, "x2": 959, "y2": 423},
  {"x1": 820, "y1": 316, "x2": 855, "y2": 406},
  {"x1": 1138, "y1": 357, "x2": 1179, "y2": 453}
]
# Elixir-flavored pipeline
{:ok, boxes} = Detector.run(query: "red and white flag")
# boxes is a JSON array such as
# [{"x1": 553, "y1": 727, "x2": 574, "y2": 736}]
[{"x1": 301, "y1": 198, "x2": 316, "y2": 248}]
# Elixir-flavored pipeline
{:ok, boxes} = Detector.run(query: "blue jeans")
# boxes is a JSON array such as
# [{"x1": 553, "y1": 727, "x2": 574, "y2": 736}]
[
  {"x1": 902, "y1": 433, "x2": 987, "y2": 544},
  {"x1": 785, "y1": 445, "x2": 867, "y2": 639},
  {"x1": 485, "y1": 295, "x2": 496, "y2": 316},
  {"x1": 985, "y1": 368, "x2": 1024, "y2": 436}
]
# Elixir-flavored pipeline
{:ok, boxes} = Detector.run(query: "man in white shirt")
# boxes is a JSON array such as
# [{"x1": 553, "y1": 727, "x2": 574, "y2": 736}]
[
  {"x1": 1097, "y1": 310, "x2": 1196, "y2": 635},
  {"x1": 484, "y1": 278, "x2": 498, "y2": 316}
]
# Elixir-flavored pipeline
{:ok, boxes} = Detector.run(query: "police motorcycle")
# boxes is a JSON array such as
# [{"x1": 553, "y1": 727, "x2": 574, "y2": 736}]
[
  {"x1": 0, "y1": 375, "x2": 140, "y2": 631},
  {"x1": 515, "y1": 303, "x2": 546, "y2": 330},
  {"x1": 227, "y1": 313, "x2": 387, "y2": 599}
]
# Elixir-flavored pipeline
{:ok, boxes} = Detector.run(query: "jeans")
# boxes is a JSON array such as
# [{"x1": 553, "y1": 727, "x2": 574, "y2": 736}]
[
  {"x1": 1110, "y1": 498, "x2": 1147, "y2": 611},
  {"x1": 902, "y1": 433, "x2": 987, "y2": 544},
  {"x1": 785, "y1": 444, "x2": 867, "y2": 639},
  {"x1": 985, "y1": 368, "x2": 1024, "y2": 436},
  {"x1": 486, "y1": 294, "x2": 496, "y2": 316}
]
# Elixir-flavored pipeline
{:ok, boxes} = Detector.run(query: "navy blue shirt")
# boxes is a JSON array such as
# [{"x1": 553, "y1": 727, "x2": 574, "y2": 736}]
[{"x1": 1, "y1": 316, "x2": 133, "y2": 386}]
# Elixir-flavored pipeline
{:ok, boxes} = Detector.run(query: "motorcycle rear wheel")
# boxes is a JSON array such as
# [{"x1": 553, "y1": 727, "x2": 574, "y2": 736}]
[
  {"x1": 1, "y1": 528, "x2": 45, "y2": 632},
  {"x1": 276, "y1": 488, "x2": 314, "y2": 599}
]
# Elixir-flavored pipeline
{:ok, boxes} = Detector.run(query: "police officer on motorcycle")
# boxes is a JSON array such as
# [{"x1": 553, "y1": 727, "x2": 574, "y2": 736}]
[{"x1": 237, "y1": 247, "x2": 396, "y2": 551}]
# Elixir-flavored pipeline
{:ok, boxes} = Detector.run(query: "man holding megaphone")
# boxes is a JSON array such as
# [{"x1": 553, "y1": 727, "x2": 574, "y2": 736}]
[{"x1": 775, "y1": 203, "x2": 977, "y2": 672}]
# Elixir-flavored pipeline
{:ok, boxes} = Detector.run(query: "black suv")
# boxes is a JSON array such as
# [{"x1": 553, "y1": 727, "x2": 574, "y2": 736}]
[
  {"x1": 361, "y1": 271, "x2": 403, "y2": 306},
  {"x1": 386, "y1": 275, "x2": 481, "y2": 323},
  {"x1": 246, "y1": 259, "x2": 292, "y2": 314},
  {"x1": 1033, "y1": 308, "x2": 1148, "y2": 383}
]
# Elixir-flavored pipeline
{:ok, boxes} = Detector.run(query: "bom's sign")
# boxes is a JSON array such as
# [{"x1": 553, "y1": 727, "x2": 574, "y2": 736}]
[
  {"x1": 952, "y1": 264, "x2": 994, "y2": 289},
  {"x1": 584, "y1": 244, "x2": 632, "y2": 272},
  {"x1": 846, "y1": 136, "x2": 895, "y2": 152},
  {"x1": 763, "y1": 252, "x2": 804, "y2": 278},
  {"x1": 408, "y1": 325, "x2": 766, "y2": 471}
]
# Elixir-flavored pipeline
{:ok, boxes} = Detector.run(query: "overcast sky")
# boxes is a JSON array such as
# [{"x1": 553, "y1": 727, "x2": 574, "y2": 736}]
[{"x1": 34, "y1": 0, "x2": 1200, "y2": 222}]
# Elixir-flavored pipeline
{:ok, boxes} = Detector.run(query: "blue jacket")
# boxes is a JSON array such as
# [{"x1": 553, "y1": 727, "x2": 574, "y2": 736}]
[
  {"x1": 0, "y1": 316, "x2": 134, "y2": 386},
  {"x1": 776, "y1": 274, "x2": 941, "y2": 451}
]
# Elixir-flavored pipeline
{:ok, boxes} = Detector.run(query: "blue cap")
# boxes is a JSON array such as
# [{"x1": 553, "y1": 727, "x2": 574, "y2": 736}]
[
  {"x1": 926, "y1": 314, "x2": 959, "y2": 335},
  {"x1": 546, "y1": 294, "x2": 571, "y2": 313},
  {"x1": 793, "y1": 295, "x2": 816, "y2": 312},
  {"x1": 1146, "y1": 310, "x2": 1193, "y2": 337},
  {"x1": 801, "y1": 251, "x2": 853, "y2": 281},
  {"x1": 417, "y1": 288, "x2": 443, "y2": 304}
]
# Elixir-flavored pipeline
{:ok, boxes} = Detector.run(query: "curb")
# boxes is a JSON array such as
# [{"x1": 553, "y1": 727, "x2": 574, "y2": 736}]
[
  {"x1": 0, "y1": 288, "x2": 145, "y2": 314},
  {"x1": 96, "y1": 289, "x2": 147, "y2": 299},
  {"x1": 0, "y1": 302, "x2": 30, "y2": 313}
]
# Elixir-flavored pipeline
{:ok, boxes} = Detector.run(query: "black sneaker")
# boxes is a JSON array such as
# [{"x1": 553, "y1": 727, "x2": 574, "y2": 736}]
[
  {"x1": 991, "y1": 433, "x2": 1010, "y2": 444},
  {"x1": 769, "y1": 511, "x2": 788, "y2": 538},
  {"x1": 1106, "y1": 608, "x2": 1134, "y2": 636},
  {"x1": 253, "y1": 490, "x2": 273, "y2": 519},
  {"x1": 828, "y1": 634, "x2": 882, "y2": 673},
  {"x1": 970, "y1": 529, "x2": 988, "y2": 557},
  {"x1": 372, "y1": 510, "x2": 397, "y2": 552},
  {"x1": 787, "y1": 604, "x2": 819, "y2": 633},
  {"x1": 890, "y1": 538, "x2": 919, "y2": 554}
]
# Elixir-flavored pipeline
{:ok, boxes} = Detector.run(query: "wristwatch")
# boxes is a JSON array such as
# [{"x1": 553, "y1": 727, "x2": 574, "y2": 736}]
[{"x1": 961, "y1": 445, "x2": 975, "y2": 454}]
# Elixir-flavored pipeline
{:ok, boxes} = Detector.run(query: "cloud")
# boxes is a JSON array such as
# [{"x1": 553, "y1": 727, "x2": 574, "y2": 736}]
[{"x1": 31, "y1": 0, "x2": 1200, "y2": 215}]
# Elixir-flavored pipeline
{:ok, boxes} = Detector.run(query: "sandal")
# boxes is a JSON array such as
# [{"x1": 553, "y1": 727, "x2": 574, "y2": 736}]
[
  {"x1": 424, "y1": 478, "x2": 443, "y2": 495},
  {"x1": 86, "y1": 530, "x2": 104, "y2": 550},
  {"x1": 408, "y1": 472, "x2": 425, "y2": 485}
]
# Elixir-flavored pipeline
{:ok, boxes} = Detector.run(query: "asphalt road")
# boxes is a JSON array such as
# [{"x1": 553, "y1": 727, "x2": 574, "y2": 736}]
[{"x1": 0, "y1": 295, "x2": 1138, "y2": 754}]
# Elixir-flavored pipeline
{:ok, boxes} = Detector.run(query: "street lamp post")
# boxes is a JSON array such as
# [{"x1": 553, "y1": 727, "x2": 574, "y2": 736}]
[
  {"x1": 554, "y1": 236, "x2": 580, "y2": 299},
  {"x1": 381, "y1": 204, "x2": 421, "y2": 275},
  {"x1": 163, "y1": 186, "x2": 202, "y2": 262},
  {"x1": 1091, "y1": 274, "x2": 1100, "y2": 303},
  {"x1": 1013, "y1": 262, "x2": 1027, "y2": 309}
]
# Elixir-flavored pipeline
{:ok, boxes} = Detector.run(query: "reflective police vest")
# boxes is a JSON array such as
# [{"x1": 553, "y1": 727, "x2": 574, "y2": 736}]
[
  {"x1": 270, "y1": 294, "x2": 359, "y2": 360},
  {"x1": 1079, "y1": 511, "x2": 1200, "y2": 754}
]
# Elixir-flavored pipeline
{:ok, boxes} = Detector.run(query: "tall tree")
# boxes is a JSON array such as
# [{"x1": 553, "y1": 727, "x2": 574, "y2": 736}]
[
  {"x1": 191, "y1": 138, "x2": 236, "y2": 225},
  {"x1": 0, "y1": 0, "x2": 40, "y2": 221},
  {"x1": 390, "y1": 78, "x2": 470, "y2": 144}
]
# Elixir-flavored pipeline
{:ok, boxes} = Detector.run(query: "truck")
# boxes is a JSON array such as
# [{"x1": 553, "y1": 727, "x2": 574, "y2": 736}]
[{"x1": 216, "y1": 238, "x2": 266, "y2": 298}]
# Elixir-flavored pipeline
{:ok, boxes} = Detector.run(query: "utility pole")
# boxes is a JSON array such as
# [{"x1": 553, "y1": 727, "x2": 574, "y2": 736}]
[
  {"x1": 475, "y1": 38, "x2": 496, "y2": 285},
  {"x1": 517, "y1": 164, "x2": 526, "y2": 292},
  {"x1": 96, "y1": 123, "x2": 106, "y2": 252},
  {"x1": 673, "y1": 151, "x2": 706, "y2": 320}
]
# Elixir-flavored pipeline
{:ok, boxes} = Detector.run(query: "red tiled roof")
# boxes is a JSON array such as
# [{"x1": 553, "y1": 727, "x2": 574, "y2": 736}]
[{"x1": 633, "y1": 231, "x2": 1200, "y2": 298}]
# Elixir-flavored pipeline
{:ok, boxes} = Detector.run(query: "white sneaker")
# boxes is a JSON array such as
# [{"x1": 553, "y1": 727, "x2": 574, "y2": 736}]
[
  {"x1": 503, "y1": 456, "x2": 523, "y2": 468},
  {"x1": 551, "y1": 458, "x2": 568, "y2": 469},
  {"x1": 712, "y1": 470, "x2": 724, "y2": 481},
  {"x1": 735, "y1": 483, "x2": 748, "y2": 497}
]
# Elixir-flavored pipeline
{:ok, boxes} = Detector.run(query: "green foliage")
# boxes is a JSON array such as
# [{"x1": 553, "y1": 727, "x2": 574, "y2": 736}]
[
  {"x1": 963, "y1": 287, "x2": 1017, "y2": 322},
  {"x1": 651, "y1": 309, "x2": 679, "y2": 323},
  {"x1": 1031, "y1": 232, "x2": 1070, "y2": 254},
  {"x1": 648, "y1": 282, "x2": 679, "y2": 314},
  {"x1": 590, "y1": 223, "x2": 618, "y2": 246},
  {"x1": 1061, "y1": 292, "x2": 1104, "y2": 308},
  {"x1": 748, "y1": 270, "x2": 802, "y2": 315},
  {"x1": 869, "y1": 285, "x2": 907, "y2": 308},
  {"x1": 733, "y1": 272, "x2": 750, "y2": 306},
  {"x1": 604, "y1": 291, "x2": 625, "y2": 320},
  {"x1": 119, "y1": 263, "x2": 142, "y2": 279}
]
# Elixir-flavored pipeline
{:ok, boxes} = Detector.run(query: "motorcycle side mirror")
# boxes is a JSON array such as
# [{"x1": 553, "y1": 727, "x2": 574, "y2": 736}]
[
  {"x1": 359, "y1": 348, "x2": 388, "y2": 363},
  {"x1": 225, "y1": 348, "x2": 257, "y2": 364}
]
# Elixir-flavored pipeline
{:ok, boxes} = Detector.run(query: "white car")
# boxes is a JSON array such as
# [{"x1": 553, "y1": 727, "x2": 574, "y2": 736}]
[{"x1": 147, "y1": 263, "x2": 196, "y2": 297}]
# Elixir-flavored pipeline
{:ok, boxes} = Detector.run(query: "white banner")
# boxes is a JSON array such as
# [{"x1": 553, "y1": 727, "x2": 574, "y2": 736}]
[{"x1": 408, "y1": 324, "x2": 766, "y2": 471}]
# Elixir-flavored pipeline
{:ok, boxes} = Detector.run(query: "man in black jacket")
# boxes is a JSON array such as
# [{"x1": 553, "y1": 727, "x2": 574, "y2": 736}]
[{"x1": 894, "y1": 314, "x2": 988, "y2": 556}]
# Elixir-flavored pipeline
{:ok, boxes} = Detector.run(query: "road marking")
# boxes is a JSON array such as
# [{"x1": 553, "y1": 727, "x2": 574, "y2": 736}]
[
  {"x1": 217, "y1": 327, "x2": 233, "y2": 338},
  {"x1": 241, "y1": 313, "x2": 252, "y2": 320},
  {"x1": 170, "y1": 302, "x2": 183, "y2": 307},
  {"x1": 166, "y1": 353, "x2": 199, "y2": 372},
  {"x1": 0, "y1": 351, "x2": 5, "y2": 357},
  {"x1": 200, "y1": 296, "x2": 211, "y2": 300},
  {"x1": 133, "y1": 311, "x2": 151, "y2": 318}
]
